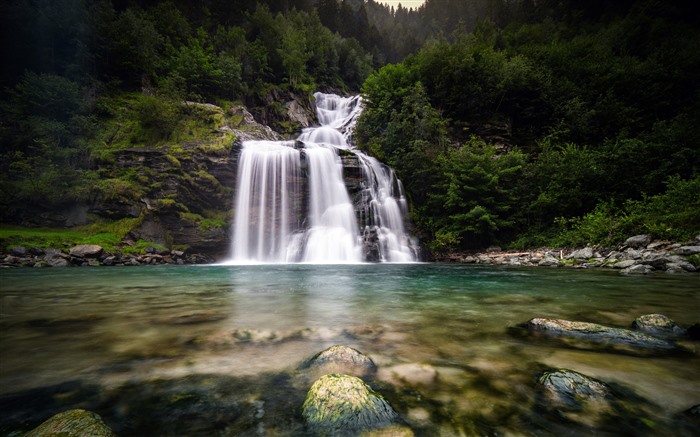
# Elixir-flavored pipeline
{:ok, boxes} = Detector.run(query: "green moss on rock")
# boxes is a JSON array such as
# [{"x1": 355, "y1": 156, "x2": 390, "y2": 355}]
[
  {"x1": 24, "y1": 409, "x2": 116, "y2": 437},
  {"x1": 302, "y1": 373, "x2": 400, "y2": 436}
]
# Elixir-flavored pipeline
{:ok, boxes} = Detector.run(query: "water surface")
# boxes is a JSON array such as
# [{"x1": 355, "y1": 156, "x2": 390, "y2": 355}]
[{"x1": 1, "y1": 265, "x2": 698, "y2": 435}]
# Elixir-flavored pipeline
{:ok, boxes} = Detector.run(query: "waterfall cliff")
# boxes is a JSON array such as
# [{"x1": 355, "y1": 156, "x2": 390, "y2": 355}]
[{"x1": 228, "y1": 93, "x2": 418, "y2": 263}]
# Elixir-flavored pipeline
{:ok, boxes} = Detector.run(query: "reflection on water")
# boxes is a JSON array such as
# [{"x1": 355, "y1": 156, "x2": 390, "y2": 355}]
[{"x1": 1, "y1": 265, "x2": 698, "y2": 435}]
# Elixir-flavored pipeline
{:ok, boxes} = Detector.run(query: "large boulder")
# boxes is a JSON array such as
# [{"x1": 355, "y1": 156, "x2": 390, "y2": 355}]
[
  {"x1": 513, "y1": 317, "x2": 684, "y2": 355},
  {"x1": 302, "y1": 373, "x2": 400, "y2": 436},
  {"x1": 68, "y1": 244, "x2": 104, "y2": 258},
  {"x1": 301, "y1": 345, "x2": 377, "y2": 378},
  {"x1": 624, "y1": 234, "x2": 651, "y2": 248},
  {"x1": 25, "y1": 409, "x2": 116, "y2": 437}
]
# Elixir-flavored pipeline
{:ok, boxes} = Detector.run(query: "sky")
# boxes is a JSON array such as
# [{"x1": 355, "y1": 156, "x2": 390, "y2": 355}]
[{"x1": 379, "y1": 0, "x2": 426, "y2": 10}]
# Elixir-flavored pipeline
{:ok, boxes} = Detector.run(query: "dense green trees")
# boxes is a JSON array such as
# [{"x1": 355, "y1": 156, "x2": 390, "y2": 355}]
[
  {"x1": 1, "y1": 0, "x2": 697, "y2": 252},
  {"x1": 0, "y1": 0, "x2": 375, "y2": 221},
  {"x1": 356, "y1": 0, "x2": 700, "y2": 251}
]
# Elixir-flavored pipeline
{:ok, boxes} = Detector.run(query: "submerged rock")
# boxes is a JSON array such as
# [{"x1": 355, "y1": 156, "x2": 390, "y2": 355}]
[
  {"x1": 536, "y1": 369, "x2": 658, "y2": 432},
  {"x1": 301, "y1": 345, "x2": 377, "y2": 378},
  {"x1": 631, "y1": 314, "x2": 687, "y2": 336},
  {"x1": 377, "y1": 363, "x2": 438, "y2": 388},
  {"x1": 25, "y1": 409, "x2": 116, "y2": 437},
  {"x1": 538, "y1": 369, "x2": 611, "y2": 412},
  {"x1": 302, "y1": 373, "x2": 400, "y2": 436},
  {"x1": 514, "y1": 317, "x2": 684, "y2": 355}
]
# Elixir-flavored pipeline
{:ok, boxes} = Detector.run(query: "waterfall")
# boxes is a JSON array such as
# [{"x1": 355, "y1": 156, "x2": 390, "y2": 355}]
[{"x1": 228, "y1": 92, "x2": 418, "y2": 264}]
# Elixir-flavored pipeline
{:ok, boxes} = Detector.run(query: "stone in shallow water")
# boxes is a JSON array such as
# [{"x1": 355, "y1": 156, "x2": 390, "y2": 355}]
[
  {"x1": 632, "y1": 314, "x2": 687, "y2": 336},
  {"x1": 620, "y1": 264, "x2": 654, "y2": 275},
  {"x1": 538, "y1": 369, "x2": 611, "y2": 410},
  {"x1": 25, "y1": 409, "x2": 116, "y2": 437},
  {"x1": 301, "y1": 344, "x2": 377, "y2": 378},
  {"x1": 514, "y1": 317, "x2": 684, "y2": 356},
  {"x1": 302, "y1": 373, "x2": 400, "y2": 436}
]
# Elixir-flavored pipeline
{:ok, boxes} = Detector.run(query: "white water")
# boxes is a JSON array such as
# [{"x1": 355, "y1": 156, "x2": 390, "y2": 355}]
[{"x1": 228, "y1": 92, "x2": 417, "y2": 264}]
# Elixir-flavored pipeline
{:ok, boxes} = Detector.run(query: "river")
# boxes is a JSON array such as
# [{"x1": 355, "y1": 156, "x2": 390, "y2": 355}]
[{"x1": 0, "y1": 264, "x2": 698, "y2": 435}]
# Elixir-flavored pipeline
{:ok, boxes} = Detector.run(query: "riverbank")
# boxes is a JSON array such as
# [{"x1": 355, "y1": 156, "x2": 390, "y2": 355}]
[
  {"x1": 2, "y1": 234, "x2": 699, "y2": 272},
  {"x1": 433, "y1": 234, "x2": 700, "y2": 274},
  {"x1": 0, "y1": 244, "x2": 214, "y2": 268}
]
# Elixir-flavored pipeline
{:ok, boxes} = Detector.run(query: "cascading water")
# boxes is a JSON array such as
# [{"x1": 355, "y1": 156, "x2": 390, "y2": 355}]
[{"x1": 228, "y1": 92, "x2": 418, "y2": 264}]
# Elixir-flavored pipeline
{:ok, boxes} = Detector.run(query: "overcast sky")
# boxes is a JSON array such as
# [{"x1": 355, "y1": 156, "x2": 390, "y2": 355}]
[{"x1": 379, "y1": 0, "x2": 426, "y2": 10}]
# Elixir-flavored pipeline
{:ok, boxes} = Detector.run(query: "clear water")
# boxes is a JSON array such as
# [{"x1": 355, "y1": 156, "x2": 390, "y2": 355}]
[{"x1": 0, "y1": 265, "x2": 698, "y2": 435}]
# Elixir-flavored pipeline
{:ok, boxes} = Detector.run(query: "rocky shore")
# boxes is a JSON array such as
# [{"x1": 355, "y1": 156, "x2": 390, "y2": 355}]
[
  {"x1": 437, "y1": 234, "x2": 700, "y2": 274},
  {"x1": 0, "y1": 244, "x2": 214, "y2": 268}
]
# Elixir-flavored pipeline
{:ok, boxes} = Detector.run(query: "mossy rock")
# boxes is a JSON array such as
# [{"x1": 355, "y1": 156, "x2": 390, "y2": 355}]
[
  {"x1": 631, "y1": 314, "x2": 687, "y2": 336},
  {"x1": 513, "y1": 317, "x2": 685, "y2": 356},
  {"x1": 302, "y1": 373, "x2": 400, "y2": 436},
  {"x1": 24, "y1": 409, "x2": 116, "y2": 437},
  {"x1": 301, "y1": 345, "x2": 377, "y2": 378}
]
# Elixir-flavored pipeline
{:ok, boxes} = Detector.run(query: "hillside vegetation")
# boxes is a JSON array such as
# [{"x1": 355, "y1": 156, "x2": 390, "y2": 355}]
[
  {"x1": 355, "y1": 0, "x2": 700, "y2": 252},
  {"x1": 1, "y1": 0, "x2": 698, "y2": 256}
]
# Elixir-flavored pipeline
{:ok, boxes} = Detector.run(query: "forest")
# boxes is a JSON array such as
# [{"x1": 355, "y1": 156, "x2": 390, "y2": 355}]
[{"x1": 1, "y1": 0, "x2": 698, "y2": 255}]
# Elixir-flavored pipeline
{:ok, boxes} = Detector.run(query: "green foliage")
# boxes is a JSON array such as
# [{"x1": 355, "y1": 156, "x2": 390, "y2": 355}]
[
  {"x1": 552, "y1": 176, "x2": 700, "y2": 246},
  {"x1": 0, "y1": 217, "x2": 141, "y2": 252},
  {"x1": 121, "y1": 240, "x2": 169, "y2": 255},
  {"x1": 428, "y1": 138, "x2": 525, "y2": 249}
]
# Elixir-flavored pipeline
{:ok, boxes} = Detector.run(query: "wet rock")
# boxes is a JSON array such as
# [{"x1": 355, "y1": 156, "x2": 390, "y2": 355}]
[
  {"x1": 620, "y1": 264, "x2": 654, "y2": 275},
  {"x1": 514, "y1": 317, "x2": 684, "y2": 355},
  {"x1": 538, "y1": 369, "x2": 611, "y2": 411},
  {"x1": 301, "y1": 345, "x2": 377, "y2": 378},
  {"x1": 610, "y1": 259, "x2": 635, "y2": 269},
  {"x1": 632, "y1": 314, "x2": 687, "y2": 336},
  {"x1": 624, "y1": 235, "x2": 651, "y2": 248},
  {"x1": 537, "y1": 369, "x2": 620, "y2": 428},
  {"x1": 69, "y1": 244, "x2": 104, "y2": 258},
  {"x1": 25, "y1": 409, "x2": 116, "y2": 437},
  {"x1": 302, "y1": 373, "x2": 400, "y2": 436}
]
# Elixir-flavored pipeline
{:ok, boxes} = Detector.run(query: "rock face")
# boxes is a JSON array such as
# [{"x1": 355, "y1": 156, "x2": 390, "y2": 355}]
[
  {"x1": 631, "y1": 314, "x2": 687, "y2": 336},
  {"x1": 302, "y1": 373, "x2": 400, "y2": 436},
  {"x1": 301, "y1": 345, "x2": 377, "y2": 378},
  {"x1": 25, "y1": 409, "x2": 116, "y2": 437},
  {"x1": 515, "y1": 317, "x2": 684, "y2": 355}
]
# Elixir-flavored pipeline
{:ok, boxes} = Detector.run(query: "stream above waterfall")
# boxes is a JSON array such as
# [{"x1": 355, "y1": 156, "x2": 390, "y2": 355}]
[{"x1": 227, "y1": 93, "x2": 418, "y2": 264}]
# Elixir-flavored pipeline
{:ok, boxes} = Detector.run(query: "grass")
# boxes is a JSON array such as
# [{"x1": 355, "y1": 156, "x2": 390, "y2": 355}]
[{"x1": 0, "y1": 217, "x2": 143, "y2": 253}]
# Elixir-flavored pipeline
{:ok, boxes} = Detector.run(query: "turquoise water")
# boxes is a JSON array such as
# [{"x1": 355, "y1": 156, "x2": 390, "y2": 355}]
[{"x1": 1, "y1": 264, "x2": 698, "y2": 435}]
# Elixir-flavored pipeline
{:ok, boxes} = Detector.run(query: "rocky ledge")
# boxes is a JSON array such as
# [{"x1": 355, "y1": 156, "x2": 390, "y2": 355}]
[
  {"x1": 1, "y1": 244, "x2": 214, "y2": 268},
  {"x1": 442, "y1": 234, "x2": 700, "y2": 274}
]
